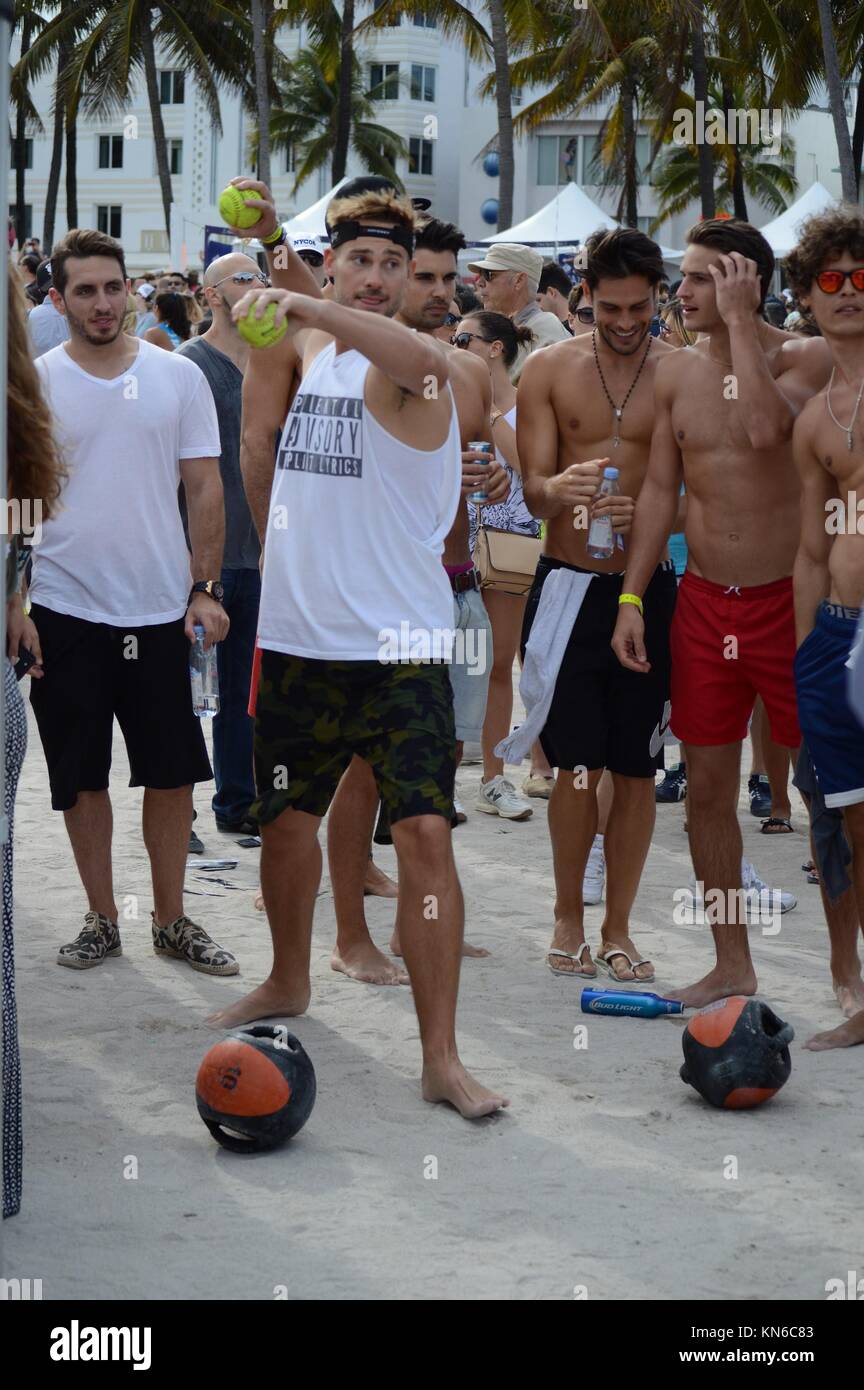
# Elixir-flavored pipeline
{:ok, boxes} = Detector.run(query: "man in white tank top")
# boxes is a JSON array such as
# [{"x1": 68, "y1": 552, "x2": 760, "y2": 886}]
[{"x1": 207, "y1": 188, "x2": 509, "y2": 1118}]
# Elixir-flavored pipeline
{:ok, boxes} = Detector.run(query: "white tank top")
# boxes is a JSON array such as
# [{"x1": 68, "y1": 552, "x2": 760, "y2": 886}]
[{"x1": 257, "y1": 342, "x2": 462, "y2": 661}]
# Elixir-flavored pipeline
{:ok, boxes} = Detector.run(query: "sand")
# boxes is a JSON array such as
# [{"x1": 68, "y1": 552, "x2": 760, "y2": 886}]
[{"x1": 4, "y1": 693, "x2": 863, "y2": 1302}]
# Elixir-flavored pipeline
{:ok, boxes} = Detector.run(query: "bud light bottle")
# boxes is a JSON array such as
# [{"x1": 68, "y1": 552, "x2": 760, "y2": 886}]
[
  {"x1": 190, "y1": 624, "x2": 219, "y2": 717},
  {"x1": 586, "y1": 466, "x2": 620, "y2": 560},
  {"x1": 580, "y1": 988, "x2": 684, "y2": 1018}
]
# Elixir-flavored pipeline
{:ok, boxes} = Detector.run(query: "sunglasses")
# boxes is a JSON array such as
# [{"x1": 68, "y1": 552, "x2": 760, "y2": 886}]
[
  {"x1": 297, "y1": 253, "x2": 323, "y2": 266},
  {"x1": 815, "y1": 268, "x2": 864, "y2": 294},
  {"x1": 211, "y1": 270, "x2": 269, "y2": 289},
  {"x1": 451, "y1": 331, "x2": 494, "y2": 349},
  {"x1": 575, "y1": 306, "x2": 595, "y2": 324}
]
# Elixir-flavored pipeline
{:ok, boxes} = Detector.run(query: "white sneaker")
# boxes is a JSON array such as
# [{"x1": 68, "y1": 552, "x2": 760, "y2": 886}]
[
  {"x1": 475, "y1": 775, "x2": 533, "y2": 820},
  {"x1": 583, "y1": 834, "x2": 605, "y2": 905},
  {"x1": 521, "y1": 773, "x2": 555, "y2": 799},
  {"x1": 453, "y1": 798, "x2": 467, "y2": 825},
  {"x1": 741, "y1": 858, "x2": 797, "y2": 914}
]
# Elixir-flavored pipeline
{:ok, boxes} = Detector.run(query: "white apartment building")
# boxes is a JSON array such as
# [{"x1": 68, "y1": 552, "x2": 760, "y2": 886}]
[{"x1": 8, "y1": 3, "x2": 856, "y2": 271}]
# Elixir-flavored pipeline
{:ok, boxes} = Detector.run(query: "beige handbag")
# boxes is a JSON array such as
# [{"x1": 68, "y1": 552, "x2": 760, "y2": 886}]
[{"x1": 472, "y1": 510, "x2": 542, "y2": 596}]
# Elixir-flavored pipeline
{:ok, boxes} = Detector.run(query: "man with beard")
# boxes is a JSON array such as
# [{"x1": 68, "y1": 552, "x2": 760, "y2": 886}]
[
  {"x1": 518, "y1": 228, "x2": 678, "y2": 982},
  {"x1": 28, "y1": 228, "x2": 237, "y2": 977},
  {"x1": 325, "y1": 216, "x2": 510, "y2": 986},
  {"x1": 209, "y1": 190, "x2": 509, "y2": 1118}
]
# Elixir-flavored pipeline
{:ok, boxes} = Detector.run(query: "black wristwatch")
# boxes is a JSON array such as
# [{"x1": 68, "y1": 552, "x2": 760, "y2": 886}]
[{"x1": 189, "y1": 580, "x2": 225, "y2": 605}]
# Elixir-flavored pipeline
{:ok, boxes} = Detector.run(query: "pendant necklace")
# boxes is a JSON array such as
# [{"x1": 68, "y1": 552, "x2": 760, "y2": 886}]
[
  {"x1": 826, "y1": 367, "x2": 864, "y2": 452},
  {"x1": 592, "y1": 329, "x2": 653, "y2": 448}
]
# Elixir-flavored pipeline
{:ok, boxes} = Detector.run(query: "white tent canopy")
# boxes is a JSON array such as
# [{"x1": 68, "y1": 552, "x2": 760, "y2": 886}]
[
  {"x1": 756, "y1": 181, "x2": 837, "y2": 257},
  {"x1": 480, "y1": 181, "x2": 683, "y2": 261},
  {"x1": 282, "y1": 179, "x2": 350, "y2": 242}
]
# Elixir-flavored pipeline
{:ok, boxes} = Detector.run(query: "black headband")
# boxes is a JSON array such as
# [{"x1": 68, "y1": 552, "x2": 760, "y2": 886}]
[{"x1": 329, "y1": 220, "x2": 414, "y2": 256}]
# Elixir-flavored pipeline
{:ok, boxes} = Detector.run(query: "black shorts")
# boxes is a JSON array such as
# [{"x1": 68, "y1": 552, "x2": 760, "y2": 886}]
[
  {"x1": 521, "y1": 557, "x2": 677, "y2": 777},
  {"x1": 251, "y1": 651, "x2": 456, "y2": 827},
  {"x1": 29, "y1": 604, "x2": 213, "y2": 811}
]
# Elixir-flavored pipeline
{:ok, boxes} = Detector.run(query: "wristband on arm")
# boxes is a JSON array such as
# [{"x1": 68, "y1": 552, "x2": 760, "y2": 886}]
[{"x1": 618, "y1": 592, "x2": 644, "y2": 615}]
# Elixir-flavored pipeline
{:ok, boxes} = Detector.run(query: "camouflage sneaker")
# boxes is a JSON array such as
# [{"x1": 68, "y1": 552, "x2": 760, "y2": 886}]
[
  {"x1": 151, "y1": 913, "x2": 239, "y2": 976},
  {"x1": 57, "y1": 911, "x2": 122, "y2": 969}
]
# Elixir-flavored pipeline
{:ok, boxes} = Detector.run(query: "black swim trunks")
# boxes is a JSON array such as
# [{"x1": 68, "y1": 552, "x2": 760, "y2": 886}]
[
  {"x1": 521, "y1": 557, "x2": 677, "y2": 777},
  {"x1": 251, "y1": 651, "x2": 456, "y2": 826}
]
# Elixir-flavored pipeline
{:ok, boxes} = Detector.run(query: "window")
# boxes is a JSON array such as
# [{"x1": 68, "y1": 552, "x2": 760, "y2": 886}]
[
  {"x1": 98, "y1": 134, "x2": 124, "y2": 169},
  {"x1": 96, "y1": 205, "x2": 122, "y2": 238},
  {"x1": 159, "y1": 70, "x2": 185, "y2": 104},
  {"x1": 168, "y1": 139, "x2": 183, "y2": 175},
  {"x1": 373, "y1": 0, "x2": 401, "y2": 24},
  {"x1": 9, "y1": 204, "x2": 33, "y2": 240},
  {"x1": 412, "y1": 10, "x2": 436, "y2": 25},
  {"x1": 536, "y1": 132, "x2": 651, "y2": 186},
  {"x1": 410, "y1": 64, "x2": 435, "y2": 102},
  {"x1": 408, "y1": 137, "x2": 434, "y2": 176},
  {"x1": 370, "y1": 63, "x2": 399, "y2": 99},
  {"x1": 637, "y1": 217, "x2": 653, "y2": 235},
  {"x1": 11, "y1": 138, "x2": 33, "y2": 171},
  {"x1": 284, "y1": 143, "x2": 297, "y2": 174}
]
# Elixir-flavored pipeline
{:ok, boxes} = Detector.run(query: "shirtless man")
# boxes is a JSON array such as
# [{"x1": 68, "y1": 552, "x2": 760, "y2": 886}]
[
  {"x1": 784, "y1": 206, "x2": 864, "y2": 1051},
  {"x1": 326, "y1": 215, "x2": 510, "y2": 986},
  {"x1": 612, "y1": 217, "x2": 832, "y2": 1008},
  {"x1": 207, "y1": 186, "x2": 507, "y2": 1118},
  {"x1": 519, "y1": 228, "x2": 678, "y2": 981}
]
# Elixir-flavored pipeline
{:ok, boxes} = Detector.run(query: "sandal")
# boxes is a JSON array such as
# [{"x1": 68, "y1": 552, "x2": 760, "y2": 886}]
[
  {"x1": 595, "y1": 943, "x2": 655, "y2": 983},
  {"x1": 761, "y1": 816, "x2": 793, "y2": 835},
  {"x1": 547, "y1": 944, "x2": 597, "y2": 978}
]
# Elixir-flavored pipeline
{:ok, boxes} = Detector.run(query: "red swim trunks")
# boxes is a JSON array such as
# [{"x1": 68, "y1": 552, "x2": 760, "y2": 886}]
[
  {"x1": 670, "y1": 571, "x2": 800, "y2": 748},
  {"x1": 248, "y1": 643, "x2": 263, "y2": 718}
]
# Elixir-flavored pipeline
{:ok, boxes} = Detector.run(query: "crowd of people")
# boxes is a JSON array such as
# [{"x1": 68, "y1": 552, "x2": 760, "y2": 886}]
[{"x1": 4, "y1": 174, "x2": 864, "y2": 1217}]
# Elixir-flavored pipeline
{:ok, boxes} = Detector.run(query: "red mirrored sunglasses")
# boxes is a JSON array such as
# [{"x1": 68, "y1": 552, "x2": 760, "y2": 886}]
[{"x1": 815, "y1": 268, "x2": 864, "y2": 294}]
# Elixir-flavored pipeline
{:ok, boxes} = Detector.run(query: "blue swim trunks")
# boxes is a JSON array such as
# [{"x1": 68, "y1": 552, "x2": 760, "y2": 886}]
[{"x1": 794, "y1": 601, "x2": 864, "y2": 808}]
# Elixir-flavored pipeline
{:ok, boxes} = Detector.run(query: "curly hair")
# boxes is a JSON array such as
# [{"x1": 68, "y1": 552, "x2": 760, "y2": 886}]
[
  {"x1": 7, "y1": 265, "x2": 66, "y2": 525},
  {"x1": 784, "y1": 206, "x2": 864, "y2": 298}
]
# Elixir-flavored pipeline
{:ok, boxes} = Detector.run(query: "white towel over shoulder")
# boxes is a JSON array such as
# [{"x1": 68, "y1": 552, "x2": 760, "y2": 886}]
[{"x1": 494, "y1": 567, "x2": 594, "y2": 765}]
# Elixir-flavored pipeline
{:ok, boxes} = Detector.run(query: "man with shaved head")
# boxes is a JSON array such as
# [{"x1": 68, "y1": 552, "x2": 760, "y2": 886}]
[{"x1": 177, "y1": 252, "x2": 277, "y2": 834}]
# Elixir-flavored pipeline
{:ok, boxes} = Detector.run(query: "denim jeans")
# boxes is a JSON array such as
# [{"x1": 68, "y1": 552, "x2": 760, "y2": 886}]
[{"x1": 212, "y1": 567, "x2": 261, "y2": 823}]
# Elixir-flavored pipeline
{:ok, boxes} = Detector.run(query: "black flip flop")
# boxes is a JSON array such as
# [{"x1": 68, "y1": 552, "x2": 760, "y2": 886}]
[{"x1": 761, "y1": 816, "x2": 793, "y2": 835}]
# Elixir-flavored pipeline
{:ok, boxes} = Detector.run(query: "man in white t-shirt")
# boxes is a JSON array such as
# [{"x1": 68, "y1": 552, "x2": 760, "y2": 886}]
[{"x1": 29, "y1": 227, "x2": 239, "y2": 978}]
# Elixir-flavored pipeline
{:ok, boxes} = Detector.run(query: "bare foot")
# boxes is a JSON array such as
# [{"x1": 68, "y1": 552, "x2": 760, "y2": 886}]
[
  {"x1": 253, "y1": 890, "x2": 264, "y2": 912},
  {"x1": 206, "y1": 977, "x2": 311, "y2": 1029},
  {"x1": 390, "y1": 932, "x2": 490, "y2": 959},
  {"x1": 833, "y1": 976, "x2": 864, "y2": 1019},
  {"x1": 667, "y1": 963, "x2": 757, "y2": 1010},
  {"x1": 364, "y1": 861, "x2": 398, "y2": 899},
  {"x1": 331, "y1": 940, "x2": 410, "y2": 985},
  {"x1": 804, "y1": 1010, "x2": 864, "y2": 1050},
  {"x1": 422, "y1": 1058, "x2": 510, "y2": 1118}
]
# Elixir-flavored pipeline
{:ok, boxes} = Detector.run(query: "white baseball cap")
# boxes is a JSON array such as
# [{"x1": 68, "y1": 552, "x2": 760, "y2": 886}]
[
  {"x1": 137, "y1": 282, "x2": 156, "y2": 300},
  {"x1": 293, "y1": 237, "x2": 324, "y2": 264}
]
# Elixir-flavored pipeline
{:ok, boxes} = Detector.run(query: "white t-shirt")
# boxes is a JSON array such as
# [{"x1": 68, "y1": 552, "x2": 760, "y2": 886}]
[
  {"x1": 257, "y1": 342, "x2": 461, "y2": 660},
  {"x1": 31, "y1": 339, "x2": 220, "y2": 626},
  {"x1": 28, "y1": 299, "x2": 71, "y2": 358}
]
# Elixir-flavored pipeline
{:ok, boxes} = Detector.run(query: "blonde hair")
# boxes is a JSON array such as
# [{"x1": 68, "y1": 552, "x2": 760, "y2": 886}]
[
  {"x1": 122, "y1": 293, "x2": 137, "y2": 335},
  {"x1": 327, "y1": 190, "x2": 418, "y2": 235}
]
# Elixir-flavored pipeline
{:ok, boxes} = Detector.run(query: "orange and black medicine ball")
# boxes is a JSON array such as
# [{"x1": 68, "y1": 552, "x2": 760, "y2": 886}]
[
  {"x1": 680, "y1": 997, "x2": 793, "y2": 1109},
  {"x1": 196, "y1": 1025, "x2": 316, "y2": 1152}
]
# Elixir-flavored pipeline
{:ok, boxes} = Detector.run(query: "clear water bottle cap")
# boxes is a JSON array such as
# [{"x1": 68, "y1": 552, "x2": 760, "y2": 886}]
[
  {"x1": 603, "y1": 466, "x2": 619, "y2": 479},
  {"x1": 193, "y1": 624, "x2": 205, "y2": 637}
]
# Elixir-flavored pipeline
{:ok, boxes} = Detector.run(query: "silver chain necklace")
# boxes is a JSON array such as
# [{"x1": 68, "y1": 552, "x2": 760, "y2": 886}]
[
  {"x1": 826, "y1": 367, "x2": 864, "y2": 452},
  {"x1": 592, "y1": 329, "x2": 653, "y2": 448}
]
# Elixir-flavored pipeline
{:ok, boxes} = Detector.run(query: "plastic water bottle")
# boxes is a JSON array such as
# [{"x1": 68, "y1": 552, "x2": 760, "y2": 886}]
[
  {"x1": 586, "y1": 466, "x2": 619, "y2": 559},
  {"x1": 190, "y1": 624, "x2": 219, "y2": 717},
  {"x1": 467, "y1": 441, "x2": 492, "y2": 502},
  {"x1": 580, "y1": 988, "x2": 684, "y2": 1018}
]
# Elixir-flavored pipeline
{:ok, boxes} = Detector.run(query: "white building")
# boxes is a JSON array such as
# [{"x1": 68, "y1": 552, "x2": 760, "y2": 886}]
[{"x1": 8, "y1": 4, "x2": 857, "y2": 271}]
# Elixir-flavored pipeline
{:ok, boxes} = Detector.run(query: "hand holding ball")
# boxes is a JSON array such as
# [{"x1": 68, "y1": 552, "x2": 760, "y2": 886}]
[
  {"x1": 237, "y1": 300, "x2": 288, "y2": 349},
  {"x1": 218, "y1": 184, "x2": 264, "y2": 230}
]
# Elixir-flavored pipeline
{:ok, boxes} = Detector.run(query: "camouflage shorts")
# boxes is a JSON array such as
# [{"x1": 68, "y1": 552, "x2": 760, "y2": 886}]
[{"x1": 251, "y1": 651, "x2": 457, "y2": 827}]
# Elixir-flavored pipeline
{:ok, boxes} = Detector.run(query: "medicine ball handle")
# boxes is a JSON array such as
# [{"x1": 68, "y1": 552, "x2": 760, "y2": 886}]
[
  {"x1": 202, "y1": 1118, "x2": 264, "y2": 1154},
  {"x1": 767, "y1": 1022, "x2": 795, "y2": 1050}
]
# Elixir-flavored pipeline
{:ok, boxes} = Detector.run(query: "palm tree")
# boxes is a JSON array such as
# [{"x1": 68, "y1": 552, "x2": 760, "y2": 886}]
[
  {"x1": 815, "y1": 0, "x2": 856, "y2": 200},
  {"x1": 249, "y1": 0, "x2": 273, "y2": 188},
  {"x1": 17, "y1": 1, "x2": 254, "y2": 240},
  {"x1": 11, "y1": 1, "x2": 47, "y2": 248},
  {"x1": 43, "y1": 1, "x2": 75, "y2": 249},
  {"x1": 650, "y1": 124, "x2": 797, "y2": 231},
  {"x1": 262, "y1": 46, "x2": 408, "y2": 193}
]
